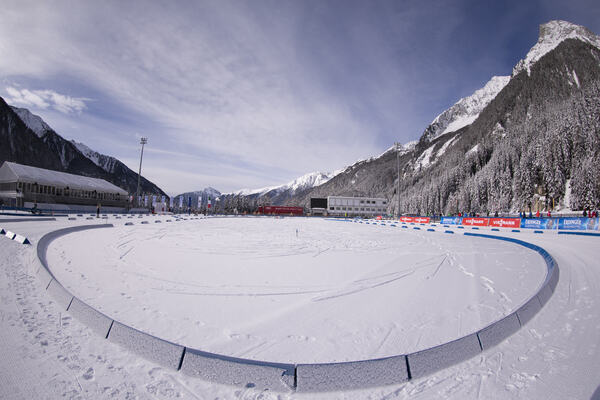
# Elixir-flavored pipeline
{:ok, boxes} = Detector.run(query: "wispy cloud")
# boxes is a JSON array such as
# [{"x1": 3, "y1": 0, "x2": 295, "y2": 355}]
[
  {"x1": 5, "y1": 86, "x2": 88, "y2": 114},
  {"x1": 1, "y1": 1, "x2": 598, "y2": 194}
]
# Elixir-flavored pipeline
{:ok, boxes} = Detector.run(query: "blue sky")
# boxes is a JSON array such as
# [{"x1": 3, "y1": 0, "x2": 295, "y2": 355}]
[{"x1": 1, "y1": 0, "x2": 599, "y2": 195}]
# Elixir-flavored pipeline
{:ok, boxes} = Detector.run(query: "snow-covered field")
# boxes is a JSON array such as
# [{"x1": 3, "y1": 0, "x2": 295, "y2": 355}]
[{"x1": 1, "y1": 215, "x2": 599, "y2": 399}]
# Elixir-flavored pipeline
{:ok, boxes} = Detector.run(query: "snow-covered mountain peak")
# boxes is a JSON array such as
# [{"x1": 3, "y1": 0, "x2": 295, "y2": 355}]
[
  {"x1": 287, "y1": 171, "x2": 334, "y2": 192},
  {"x1": 421, "y1": 75, "x2": 510, "y2": 143},
  {"x1": 231, "y1": 171, "x2": 337, "y2": 197},
  {"x1": 10, "y1": 106, "x2": 51, "y2": 137},
  {"x1": 513, "y1": 20, "x2": 600, "y2": 77}
]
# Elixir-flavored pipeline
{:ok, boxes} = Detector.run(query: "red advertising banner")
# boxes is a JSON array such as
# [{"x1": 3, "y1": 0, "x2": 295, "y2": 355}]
[
  {"x1": 400, "y1": 217, "x2": 431, "y2": 223},
  {"x1": 489, "y1": 218, "x2": 521, "y2": 228},
  {"x1": 461, "y1": 217, "x2": 489, "y2": 227}
]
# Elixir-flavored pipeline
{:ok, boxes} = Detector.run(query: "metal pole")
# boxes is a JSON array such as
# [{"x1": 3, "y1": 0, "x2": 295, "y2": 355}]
[
  {"x1": 395, "y1": 142, "x2": 401, "y2": 219},
  {"x1": 136, "y1": 137, "x2": 148, "y2": 208}
]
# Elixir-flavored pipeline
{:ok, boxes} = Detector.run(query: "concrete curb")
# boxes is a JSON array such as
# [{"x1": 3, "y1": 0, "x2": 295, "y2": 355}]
[
  {"x1": 35, "y1": 222, "x2": 559, "y2": 392},
  {"x1": 296, "y1": 355, "x2": 408, "y2": 392},
  {"x1": 107, "y1": 321, "x2": 184, "y2": 370},
  {"x1": 0, "y1": 217, "x2": 56, "y2": 223},
  {"x1": 181, "y1": 349, "x2": 295, "y2": 392}
]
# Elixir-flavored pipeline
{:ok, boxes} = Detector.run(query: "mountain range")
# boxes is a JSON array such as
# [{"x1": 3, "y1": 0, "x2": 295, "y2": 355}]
[
  {"x1": 280, "y1": 20, "x2": 600, "y2": 214},
  {"x1": 3, "y1": 20, "x2": 599, "y2": 215},
  {"x1": 0, "y1": 101, "x2": 166, "y2": 198}
]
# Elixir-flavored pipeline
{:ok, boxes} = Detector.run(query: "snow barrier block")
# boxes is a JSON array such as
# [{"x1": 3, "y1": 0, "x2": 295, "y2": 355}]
[
  {"x1": 108, "y1": 321, "x2": 184, "y2": 370},
  {"x1": 36, "y1": 264, "x2": 53, "y2": 289},
  {"x1": 534, "y1": 230, "x2": 544, "y2": 234},
  {"x1": 155, "y1": 220, "x2": 161, "y2": 223},
  {"x1": 512, "y1": 229, "x2": 520, "y2": 233},
  {"x1": 77, "y1": 214, "x2": 83, "y2": 217},
  {"x1": 68, "y1": 217, "x2": 76, "y2": 220},
  {"x1": 477, "y1": 313, "x2": 520, "y2": 350},
  {"x1": 13, "y1": 234, "x2": 30, "y2": 244},
  {"x1": 407, "y1": 334, "x2": 481, "y2": 379},
  {"x1": 547, "y1": 266, "x2": 559, "y2": 294},
  {"x1": 516, "y1": 296, "x2": 542, "y2": 326},
  {"x1": 86, "y1": 217, "x2": 94, "y2": 220},
  {"x1": 444, "y1": 230, "x2": 454, "y2": 234},
  {"x1": 296, "y1": 355, "x2": 409, "y2": 392},
  {"x1": 5, "y1": 230, "x2": 16, "y2": 240},
  {"x1": 427, "y1": 228, "x2": 435, "y2": 232},
  {"x1": 46, "y1": 279, "x2": 74, "y2": 311},
  {"x1": 536, "y1": 284, "x2": 552, "y2": 307},
  {"x1": 141, "y1": 221, "x2": 149, "y2": 224},
  {"x1": 125, "y1": 222, "x2": 134, "y2": 226},
  {"x1": 491, "y1": 228, "x2": 499, "y2": 231},
  {"x1": 68, "y1": 297, "x2": 113, "y2": 338},
  {"x1": 181, "y1": 349, "x2": 295, "y2": 392},
  {"x1": 471, "y1": 227, "x2": 479, "y2": 230},
  {"x1": 457, "y1": 226, "x2": 464, "y2": 229},
  {"x1": 413, "y1": 227, "x2": 421, "y2": 230}
]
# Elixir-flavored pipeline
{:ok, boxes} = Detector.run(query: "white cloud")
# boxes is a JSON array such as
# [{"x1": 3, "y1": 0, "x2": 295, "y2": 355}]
[{"x1": 4, "y1": 86, "x2": 88, "y2": 114}]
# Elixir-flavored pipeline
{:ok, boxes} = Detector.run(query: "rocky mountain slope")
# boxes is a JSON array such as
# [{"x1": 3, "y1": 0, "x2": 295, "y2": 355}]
[
  {"x1": 288, "y1": 20, "x2": 600, "y2": 215},
  {"x1": 0, "y1": 102, "x2": 166, "y2": 197}
]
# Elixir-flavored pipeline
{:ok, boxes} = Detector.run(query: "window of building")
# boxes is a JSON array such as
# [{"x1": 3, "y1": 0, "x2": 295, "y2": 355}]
[{"x1": 330, "y1": 207, "x2": 334, "y2": 210}]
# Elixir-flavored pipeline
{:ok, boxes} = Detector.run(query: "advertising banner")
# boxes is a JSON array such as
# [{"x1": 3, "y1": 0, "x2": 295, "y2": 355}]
[
  {"x1": 462, "y1": 217, "x2": 489, "y2": 227},
  {"x1": 179, "y1": 196, "x2": 183, "y2": 208},
  {"x1": 169, "y1": 197, "x2": 173, "y2": 208},
  {"x1": 440, "y1": 216, "x2": 462, "y2": 225},
  {"x1": 520, "y1": 218, "x2": 557, "y2": 230},
  {"x1": 207, "y1": 199, "x2": 211, "y2": 209},
  {"x1": 161, "y1": 195, "x2": 165, "y2": 204},
  {"x1": 197, "y1": 196, "x2": 202, "y2": 209},
  {"x1": 187, "y1": 196, "x2": 192, "y2": 208},
  {"x1": 144, "y1": 195, "x2": 148, "y2": 207},
  {"x1": 558, "y1": 217, "x2": 599, "y2": 230},
  {"x1": 489, "y1": 218, "x2": 521, "y2": 228},
  {"x1": 400, "y1": 217, "x2": 431, "y2": 223},
  {"x1": 152, "y1": 195, "x2": 157, "y2": 204}
]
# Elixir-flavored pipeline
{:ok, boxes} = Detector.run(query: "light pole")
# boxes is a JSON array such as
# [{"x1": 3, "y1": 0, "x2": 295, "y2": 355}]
[
  {"x1": 395, "y1": 142, "x2": 401, "y2": 219},
  {"x1": 136, "y1": 137, "x2": 148, "y2": 208}
]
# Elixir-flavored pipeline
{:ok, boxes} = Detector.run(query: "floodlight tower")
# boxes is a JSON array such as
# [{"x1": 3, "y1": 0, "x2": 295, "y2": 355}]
[
  {"x1": 136, "y1": 137, "x2": 148, "y2": 207},
  {"x1": 395, "y1": 141, "x2": 401, "y2": 219}
]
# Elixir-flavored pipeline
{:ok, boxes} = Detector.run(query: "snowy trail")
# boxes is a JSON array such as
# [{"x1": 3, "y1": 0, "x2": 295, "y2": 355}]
[
  {"x1": 45, "y1": 217, "x2": 545, "y2": 364},
  {"x1": 0, "y1": 215, "x2": 598, "y2": 399}
]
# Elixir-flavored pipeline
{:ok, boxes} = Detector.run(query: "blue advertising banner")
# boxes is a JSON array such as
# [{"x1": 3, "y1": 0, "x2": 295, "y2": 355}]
[
  {"x1": 441, "y1": 217, "x2": 462, "y2": 225},
  {"x1": 520, "y1": 218, "x2": 557, "y2": 230},
  {"x1": 558, "y1": 217, "x2": 599, "y2": 231}
]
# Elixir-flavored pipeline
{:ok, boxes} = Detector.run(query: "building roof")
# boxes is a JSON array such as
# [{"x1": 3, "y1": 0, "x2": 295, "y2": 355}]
[{"x1": 0, "y1": 161, "x2": 128, "y2": 195}]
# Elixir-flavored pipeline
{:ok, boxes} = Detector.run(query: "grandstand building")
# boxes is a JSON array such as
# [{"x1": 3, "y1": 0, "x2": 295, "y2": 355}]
[
  {"x1": 0, "y1": 161, "x2": 129, "y2": 210},
  {"x1": 311, "y1": 195, "x2": 388, "y2": 217}
]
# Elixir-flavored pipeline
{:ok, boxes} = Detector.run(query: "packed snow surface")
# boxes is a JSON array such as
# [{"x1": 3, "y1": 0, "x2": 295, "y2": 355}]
[
  {"x1": 47, "y1": 217, "x2": 544, "y2": 364},
  {"x1": 2, "y1": 215, "x2": 600, "y2": 399}
]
